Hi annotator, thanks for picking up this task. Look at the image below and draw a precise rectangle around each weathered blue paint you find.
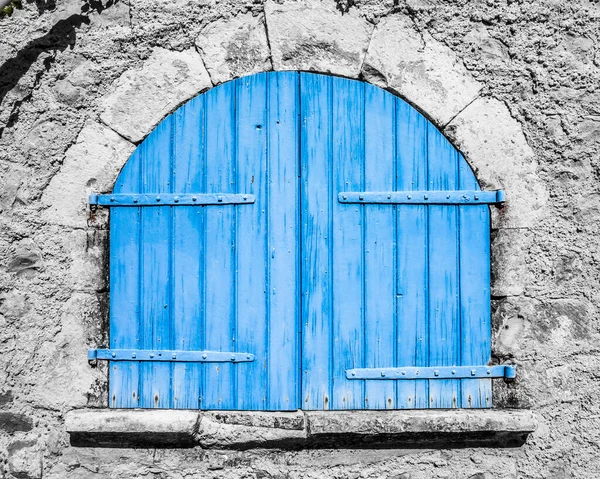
[104,71,498,410]
[90,193,255,206]
[346,365,516,380]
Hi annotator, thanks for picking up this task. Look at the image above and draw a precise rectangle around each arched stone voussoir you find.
[443,97,548,229]
[99,48,212,144]
[265,0,373,79]
[41,121,135,228]
[362,14,483,128]
[196,12,272,86]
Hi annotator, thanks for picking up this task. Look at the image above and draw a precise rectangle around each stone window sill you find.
[65,409,536,449]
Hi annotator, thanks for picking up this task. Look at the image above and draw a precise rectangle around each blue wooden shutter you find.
[107,73,301,410]
[99,72,505,410]
[299,73,498,410]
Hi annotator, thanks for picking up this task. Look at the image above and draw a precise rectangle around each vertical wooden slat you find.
[236,73,268,410]
[109,155,141,408]
[363,84,396,409]
[396,99,429,409]
[138,117,173,408]
[267,72,300,410]
[459,157,492,408]
[301,73,332,410]
[331,77,364,410]
[203,81,237,409]
[171,96,205,409]
[427,124,461,408]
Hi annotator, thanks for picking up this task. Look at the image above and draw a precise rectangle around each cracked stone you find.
[196,12,272,85]
[362,14,483,127]
[444,97,548,229]
[99,48,212,143]
[265,0,373,78]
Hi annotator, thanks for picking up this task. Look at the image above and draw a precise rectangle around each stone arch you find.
[44,0,546,236]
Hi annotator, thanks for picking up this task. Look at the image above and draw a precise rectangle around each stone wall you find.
[0,0,599,477]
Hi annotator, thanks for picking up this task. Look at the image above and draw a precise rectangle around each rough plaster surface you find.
[1,0,599,478]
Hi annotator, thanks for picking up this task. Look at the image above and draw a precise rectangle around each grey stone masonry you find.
[66,409,536,449]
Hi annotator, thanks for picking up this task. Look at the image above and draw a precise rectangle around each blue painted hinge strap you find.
[88,349,255,362]
[346,365,516,380]
[89,193,255,206]
[338,190,505,205]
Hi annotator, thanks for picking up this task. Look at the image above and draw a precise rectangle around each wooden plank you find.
[458,155,492,408]
[427,124,461,409]
[138,117,173,408]
[331,77,364,410]
[236,73,269,410]
[203,80,237,409]
[301,73,333,410]
[363,84,396,409]
[266,71,301,410]
[109,152,141,408]
[395,99,429,409]
[171,95,205,409]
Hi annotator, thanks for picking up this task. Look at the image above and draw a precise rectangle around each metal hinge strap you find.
[346,365,516,380]
[88,349,255,363]
[338,190,505,205]
[89,193,255,207]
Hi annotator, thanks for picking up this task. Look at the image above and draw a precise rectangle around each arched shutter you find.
[90,72,510,410]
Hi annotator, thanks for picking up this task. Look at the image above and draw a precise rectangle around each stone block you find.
[363,14,482,127]
[491,228,533,297]
[26,293,102,410]
[265,0,373,78]
[66,409,536,449]
[65,409,201,447]
[41,121,135,228]
[306,409,536,447]
[0,412,33,433]
[198,411,307,448]
[8,440,43,479]
[99,48,212,143]
[196,12,271,85]
[444,97,548,228]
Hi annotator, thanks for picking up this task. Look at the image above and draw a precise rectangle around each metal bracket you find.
[89,193,255,207]
[346,365,516,380]
[88,349,255,363]
[338,190,505,206]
